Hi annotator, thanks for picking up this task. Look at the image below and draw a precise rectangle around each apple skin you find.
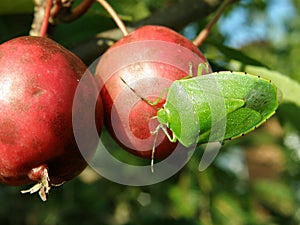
[96,25,211,159]
[0,36,103,187]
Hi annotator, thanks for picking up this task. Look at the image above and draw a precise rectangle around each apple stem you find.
[193,0,235,47]
[96,0,129,36]
[39,0,53,37]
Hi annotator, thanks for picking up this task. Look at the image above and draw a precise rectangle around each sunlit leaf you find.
[253,180,296,216]
[210,42,268,68]
[212,193,246,225]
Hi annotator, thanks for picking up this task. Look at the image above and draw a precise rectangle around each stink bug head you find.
[160,80,201,147]
[157,108,169,125]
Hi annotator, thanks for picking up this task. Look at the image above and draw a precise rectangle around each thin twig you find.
[50,0,95,24]
[193,0,235,47]
[96,0,128,36]
[71,0,96,21]
[50,0,62,17]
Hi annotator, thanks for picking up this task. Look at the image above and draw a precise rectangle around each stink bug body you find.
[156,71,280,147]
[121,66,280,172]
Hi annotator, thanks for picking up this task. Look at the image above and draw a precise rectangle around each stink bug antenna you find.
[120,77,160,110]
[151,125,161,173]
[150,124,168,173]
[150,123,177,173]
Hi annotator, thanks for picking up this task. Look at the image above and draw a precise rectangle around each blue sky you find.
[218,0,297,47]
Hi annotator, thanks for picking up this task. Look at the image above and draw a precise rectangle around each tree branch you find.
[71,0,222,64]
[193,0,235,46]
[133,0,220,30]
[30,0,48,36]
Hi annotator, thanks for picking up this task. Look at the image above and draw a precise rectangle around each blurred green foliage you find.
[1,0,300,225]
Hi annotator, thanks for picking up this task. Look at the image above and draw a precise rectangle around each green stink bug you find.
[155,71,280,147]
[121,67,280,172]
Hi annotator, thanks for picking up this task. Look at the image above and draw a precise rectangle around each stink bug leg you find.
[120,77,174,172]
[182,62,210,80]
[150,123,178,172]
[197,62,210,76]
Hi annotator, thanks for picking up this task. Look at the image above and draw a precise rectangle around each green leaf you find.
[169,186,200,218]
[212,193,246,225]
[0,0,33,14]
[109,0,150,21]
[277,103,300,132]
[253,180,296,216]
[210,42,268,68]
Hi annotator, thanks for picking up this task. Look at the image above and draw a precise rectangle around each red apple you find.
[96,25,211,160]
[0,36,103,200]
